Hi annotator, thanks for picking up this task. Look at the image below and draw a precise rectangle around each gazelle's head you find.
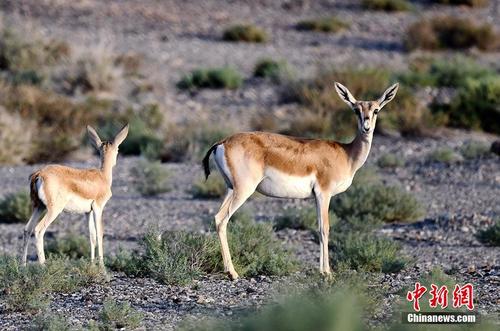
[334,82,399,135]
[87,124,129,167]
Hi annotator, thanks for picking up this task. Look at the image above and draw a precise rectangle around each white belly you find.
[64,195,92,213]
[257,167,315,199]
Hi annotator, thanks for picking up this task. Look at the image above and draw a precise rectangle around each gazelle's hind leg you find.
[21,207,45,266]
[214,182,259,280]
[34,206,63,264]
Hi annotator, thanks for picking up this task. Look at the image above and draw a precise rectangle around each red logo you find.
[407,283,474,312]
[452,284,474,311]
[406,282,427,311]
[429,284,449,309]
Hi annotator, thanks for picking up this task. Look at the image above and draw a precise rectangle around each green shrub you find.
[296,17,349,33]
[331,232,407,273]
[106,247,144,276]
[362,0,411,11]
[130,159,170,196]
[431,0,488,6]
[333,183,424,225]
[222,24,268,43]
[460,141,491,159]
[0,256,104,312]
[444,76,500,134]
[98,299,143,330]
[46,234,90,259]
[476,220,500,246]
[28,312,73,331]
[227,211,298,277]
[8,69,45,86]
[253,58,291,83]
[405,16,499,51]
[426,148,462,164]
[399,56,497,88]
[109,212,297,283]
[177,67,243,90]
[0,191,31,223]
[142,230,220,285]
[377,153,405,168]
[191,174,227,199]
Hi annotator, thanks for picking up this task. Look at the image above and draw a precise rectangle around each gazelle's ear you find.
[377,83,399,109]
[87,125,103,150]
[113,123,129,146]
[334,82,357,108]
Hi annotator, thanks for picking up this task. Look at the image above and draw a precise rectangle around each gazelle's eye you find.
[374,109,380,114]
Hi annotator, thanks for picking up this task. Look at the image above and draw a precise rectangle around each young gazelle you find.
[203,83,399,279]
[21,124,129,268]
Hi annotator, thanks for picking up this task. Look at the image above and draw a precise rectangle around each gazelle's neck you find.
[346,130,374,173]
[100,157,114,186]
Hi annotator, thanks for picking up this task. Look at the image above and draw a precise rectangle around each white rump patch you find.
[213,144,234,189]
[36,178,47,206]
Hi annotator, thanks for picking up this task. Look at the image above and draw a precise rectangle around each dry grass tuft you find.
[405,16,499,51]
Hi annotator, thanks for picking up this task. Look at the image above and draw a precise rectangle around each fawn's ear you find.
[87,125,103,150]
[377,83,399,109]
[334,82,357,108]
[113,124,129,146]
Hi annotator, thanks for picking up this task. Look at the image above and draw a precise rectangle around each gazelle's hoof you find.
[228,270,239,280]
[320,269,333,279]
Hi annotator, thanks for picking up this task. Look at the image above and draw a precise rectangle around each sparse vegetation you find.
[296,17,349,33]
[377,153,405,168]
[191,174,227,199]
[476,220,500,246]
[460,141,490,159]
[28,312,73,331]
[405,16,499,51]
[333,182,424,225]
[0,255,105,312]
[177,67,243,90]
[399,56,497,88]
[0,191,31,223]
[46,234,90,260]
[109,211,297,284]
[98,299,143,330]
[222,24,268,43]
[362,0,411,11]
[441,76,500,134]
[0,108,34,164]
[427,148,462,164]
[253,58,291,83]
[331,232,408,273]
[130,159,170,196]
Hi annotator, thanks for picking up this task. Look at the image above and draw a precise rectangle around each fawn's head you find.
[87,124,129,167]
[334,82,399,135]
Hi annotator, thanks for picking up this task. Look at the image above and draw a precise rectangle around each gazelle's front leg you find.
[315,190,332,274]
[87,211,96,262]
[91,202,105,269]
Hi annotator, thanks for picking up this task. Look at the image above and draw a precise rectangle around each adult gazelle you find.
[203,82,399,279]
